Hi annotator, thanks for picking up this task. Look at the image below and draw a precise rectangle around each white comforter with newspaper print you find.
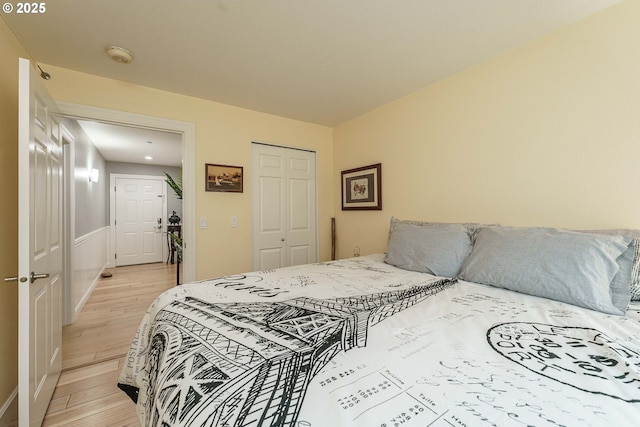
[118,254,640,427]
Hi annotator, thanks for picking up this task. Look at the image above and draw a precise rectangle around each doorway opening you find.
[57,102,195,325]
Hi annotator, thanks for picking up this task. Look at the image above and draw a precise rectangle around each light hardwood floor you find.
[41,262,177,427]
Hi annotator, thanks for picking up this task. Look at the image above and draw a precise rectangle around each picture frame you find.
[341,163,382,210]
[205,163,243,193]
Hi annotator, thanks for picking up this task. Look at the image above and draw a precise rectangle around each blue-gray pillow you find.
[631,238,640,301]
[581,229,640,302]
[459,226,634,315]
[389,216,488,243]
[384,223,472,277]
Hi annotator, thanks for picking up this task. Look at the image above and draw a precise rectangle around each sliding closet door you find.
[252,143,317,271]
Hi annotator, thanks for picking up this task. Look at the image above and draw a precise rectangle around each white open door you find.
[17,58,63,427]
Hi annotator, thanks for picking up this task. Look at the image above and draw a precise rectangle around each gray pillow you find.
[631,239,640,301]
[388,216,489,243]
[581,229,640,302]
[384,223,472,277]
[459,226,634,315]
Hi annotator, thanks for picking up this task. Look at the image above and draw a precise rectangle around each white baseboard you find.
[0,387,18,427]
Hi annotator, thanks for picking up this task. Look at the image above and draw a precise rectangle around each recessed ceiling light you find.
[145,156,153,160]
[106,45,134,64]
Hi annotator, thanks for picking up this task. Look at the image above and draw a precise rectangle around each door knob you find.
[4,276,28,283]
[281,238,285,242]
[30,272,50,283]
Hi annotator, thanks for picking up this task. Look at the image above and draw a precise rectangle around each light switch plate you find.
[231,216,238,228]
[200,217,208,229]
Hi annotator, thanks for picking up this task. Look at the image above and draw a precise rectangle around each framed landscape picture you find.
[205,163,243,193]
[341,163,382,210]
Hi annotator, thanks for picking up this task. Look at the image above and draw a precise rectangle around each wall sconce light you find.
[89,168,99,183]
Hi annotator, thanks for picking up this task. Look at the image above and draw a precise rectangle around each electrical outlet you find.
[354,246,360,257]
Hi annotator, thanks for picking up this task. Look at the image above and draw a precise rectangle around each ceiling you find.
[77,120,183,167]
[3,0,621,162]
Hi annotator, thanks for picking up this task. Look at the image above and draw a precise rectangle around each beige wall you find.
[333,0,640,259]
[0,18,31,409]
[41,64,334,279]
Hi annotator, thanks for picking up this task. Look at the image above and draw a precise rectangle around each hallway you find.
[42,262,177,426]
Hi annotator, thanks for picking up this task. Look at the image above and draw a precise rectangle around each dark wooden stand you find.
[167,224,182,285]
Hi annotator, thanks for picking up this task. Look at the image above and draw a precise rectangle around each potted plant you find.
[164,168,182,200]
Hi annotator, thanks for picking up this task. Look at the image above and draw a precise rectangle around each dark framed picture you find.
[205,163,243,193]
[341,163,382,210]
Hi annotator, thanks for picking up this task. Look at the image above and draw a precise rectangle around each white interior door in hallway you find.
[113,175,166,266]
[252,143,317,270]
[17,57,63,427]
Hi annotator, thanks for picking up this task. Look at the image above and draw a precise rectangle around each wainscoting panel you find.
[73,226,109,316]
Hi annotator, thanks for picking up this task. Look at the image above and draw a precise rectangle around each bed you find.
[118,219,640,426]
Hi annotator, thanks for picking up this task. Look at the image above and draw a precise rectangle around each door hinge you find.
[115,253,117,259]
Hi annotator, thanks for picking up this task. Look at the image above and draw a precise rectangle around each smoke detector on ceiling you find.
[106,46,134,64]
